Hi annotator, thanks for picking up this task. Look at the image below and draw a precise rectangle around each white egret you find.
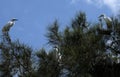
[99,14,112,30]
[2,18,18,33]
[54,46,61,62]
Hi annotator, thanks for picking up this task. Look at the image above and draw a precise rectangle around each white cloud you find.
[71,0,120,14]
[70,0,80,4]
[103,0,120,14]
[86,0,120,14]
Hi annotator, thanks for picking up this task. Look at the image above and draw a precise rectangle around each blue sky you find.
[0,0,119,50]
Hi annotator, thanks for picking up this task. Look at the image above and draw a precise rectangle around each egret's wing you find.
[104,18,112,29]
[2,22,14,32]
[2,23,9,32]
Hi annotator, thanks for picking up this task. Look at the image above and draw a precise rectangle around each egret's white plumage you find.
[99,14,112,30]
[2,18,18,33]
[54,46,62,61]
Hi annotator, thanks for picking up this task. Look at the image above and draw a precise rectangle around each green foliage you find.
[45,12,120,77]
[46,20,62,46]
[0,12,120,77]
[36,49,61,77]
[0,32,33,77]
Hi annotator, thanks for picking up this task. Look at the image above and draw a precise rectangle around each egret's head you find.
[11,18,18,21]
[98,14,106,18]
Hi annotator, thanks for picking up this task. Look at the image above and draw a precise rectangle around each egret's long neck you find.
[8,21,15,26]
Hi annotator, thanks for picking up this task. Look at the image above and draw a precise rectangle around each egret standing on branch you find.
[54,46,62,62]
[1,18,18,43]
[2,18,18,33]
[99,14,112,30]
